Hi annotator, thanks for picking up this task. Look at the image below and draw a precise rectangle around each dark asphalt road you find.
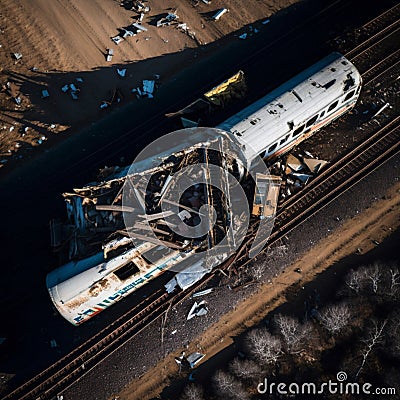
[0,0,397,394]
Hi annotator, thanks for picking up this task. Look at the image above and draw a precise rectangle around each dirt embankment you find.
[0,0,298,166]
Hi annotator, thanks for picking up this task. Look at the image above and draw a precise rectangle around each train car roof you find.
[217,52,361,161]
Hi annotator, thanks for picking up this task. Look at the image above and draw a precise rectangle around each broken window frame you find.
[268,142,278,154]
[328,100,339,113]
[114,261,140,281]
[305,114,319,128]
[292,124,304,137]
[343,90,355,102]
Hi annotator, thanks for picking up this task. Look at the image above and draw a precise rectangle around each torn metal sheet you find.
[106,49,114,62]
[204,70,245,106]
[290,172,312,184]
[303,157,328,174]
[187,300,208,320]
[186,352,205,368]
[192,288,213,298]
[181,117,199,128]
[286,154,303,172]
[212,8,228,20]
[142,79,155,97]
[117,68,127,77]
[132,23,148,32]
[112,35,124,45]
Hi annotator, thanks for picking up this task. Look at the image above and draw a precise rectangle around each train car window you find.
[293,125,304,137]
[115,261,140,280]
[306,115,318,128]
[328,100,338,112]
[280,134,290,145]
[320,111,325,118]
[343,90,355,102]
[268,143,278,153]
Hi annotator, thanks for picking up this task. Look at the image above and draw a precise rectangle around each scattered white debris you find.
[112,35,124,45]
[371,102,390,119]
[50,123,56,129]
[13,52,22,60]
[212,8,229,21]
[9,126,14,132]
[171,329,177,335]
[262,19,271,24]
[142,79,155,97]
[239,33,247,40]
[106,48,114,62]
[187,352,205,368]
[122,29,135,38]
[192,288,213,298]
[177,23,188,31]
[117,68,127,77]
[132,23,148,32]
[14,97,21,105]
[100,101,109,109]
[187,300,208,320]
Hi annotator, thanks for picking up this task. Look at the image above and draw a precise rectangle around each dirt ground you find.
[0,0,298,166]
[117,180,400,400]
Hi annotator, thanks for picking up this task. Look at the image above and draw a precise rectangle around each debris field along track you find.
[5,6,400,400]
[269,116,400,243]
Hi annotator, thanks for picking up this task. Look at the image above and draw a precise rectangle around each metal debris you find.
[187,352,205,368]
[187,300,208,320]
[112,35,124,45]
[117,68,127,77]
[212,8,229,21]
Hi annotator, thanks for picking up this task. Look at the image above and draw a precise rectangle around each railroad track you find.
[4,6,400,400]
[345,5,400,61]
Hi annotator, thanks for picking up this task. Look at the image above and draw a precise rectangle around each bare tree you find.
[388,267,400,299]
[365,263,382,294]
[245,328,282,365]
[274,314,311,354]
[180,384,205,400]
[385,311,400,358]
[355,319,387,379]
[213,370,249,400]
[318,303,351,335]
[345,268,367,294]
[229,357,262,381]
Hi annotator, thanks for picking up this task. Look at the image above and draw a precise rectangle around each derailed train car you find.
[47,53,362,325]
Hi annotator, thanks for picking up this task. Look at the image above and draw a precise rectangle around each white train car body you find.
[47,53,362,326]
[218,52,362,162]
[47,241,194,325]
